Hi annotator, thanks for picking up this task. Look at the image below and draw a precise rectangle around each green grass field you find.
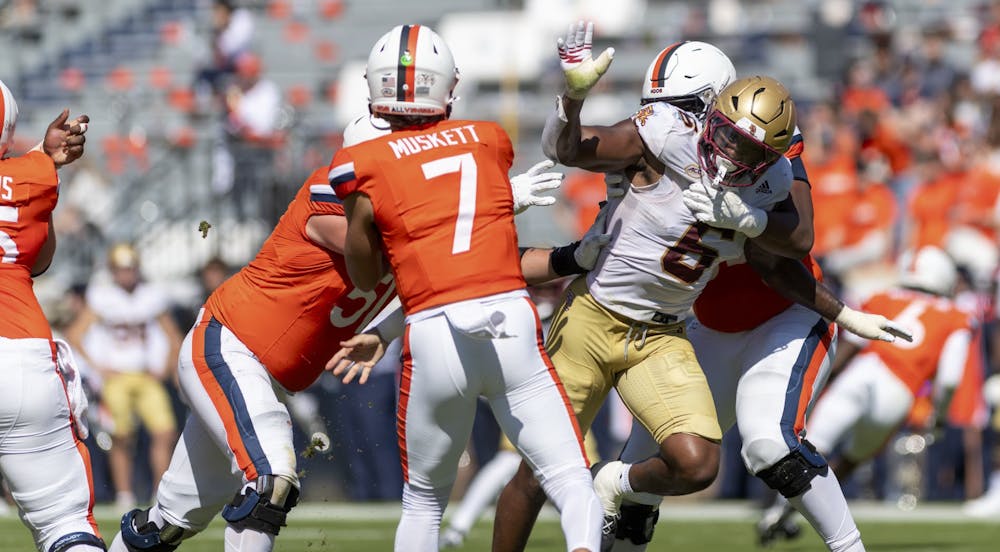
[1,503,998,551]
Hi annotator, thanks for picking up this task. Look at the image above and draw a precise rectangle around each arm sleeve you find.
[304,167,345,216]
[935,327,972,390]
[785,127,808,185]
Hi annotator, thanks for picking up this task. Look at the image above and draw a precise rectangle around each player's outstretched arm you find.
[541,21,645,171]
[305,214,348,254]
[519,204,611,284]
[342,193,387,291]
[745,241,912,343]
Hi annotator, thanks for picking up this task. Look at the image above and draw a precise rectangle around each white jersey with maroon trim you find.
[586,102,792,323]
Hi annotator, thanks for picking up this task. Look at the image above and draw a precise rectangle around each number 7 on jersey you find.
[421,153,478,255]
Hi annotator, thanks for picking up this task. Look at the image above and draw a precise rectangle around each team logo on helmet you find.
[400,51,413,66]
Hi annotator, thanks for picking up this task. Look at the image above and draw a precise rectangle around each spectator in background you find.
[213,52,283,220]
[822,151,897,276]
[194,0,255,100]
[65,243,182,510]
[330,338,403,501]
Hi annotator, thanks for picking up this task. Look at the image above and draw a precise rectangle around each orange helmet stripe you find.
[405,25,421,102]
[650,42,684,86]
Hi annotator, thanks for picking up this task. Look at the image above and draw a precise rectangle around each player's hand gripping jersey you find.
[694,130,820,332]
[858,288,972,395]
[206,167,396,391]
[587,101,792,322]
[331,119,525,313]
[0,151,59,339]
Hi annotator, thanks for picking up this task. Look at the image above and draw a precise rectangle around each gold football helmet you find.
[698,75,796,187]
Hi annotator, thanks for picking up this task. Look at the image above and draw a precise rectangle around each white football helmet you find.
[898,246,958,297]
[343,113,391,146]
[0,79,18,158]
[366,24,459,116]
[642,41,735,119]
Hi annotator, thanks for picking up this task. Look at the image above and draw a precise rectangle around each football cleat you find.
[439,527,465,549]
[755,508,801,547]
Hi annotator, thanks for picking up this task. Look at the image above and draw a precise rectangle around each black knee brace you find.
[119,509,184,552]
[222,475,300,536]
[756,440,829,499]
[49,531,107,552]
[615,503,659,545]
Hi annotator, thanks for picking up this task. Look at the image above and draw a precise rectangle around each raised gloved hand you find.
[682,180,769,238]
[574,204,612,270]
[558,21,615,100]
[510,160,564,214]
[834,306,914,343]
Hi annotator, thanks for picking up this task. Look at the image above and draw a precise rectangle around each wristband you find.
[550,241,585,276]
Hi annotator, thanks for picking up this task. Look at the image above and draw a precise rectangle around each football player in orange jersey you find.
[0,79,101,551]
[107,82,605,552]
[493,23,907,552]
[332,24,603,552]
[759,246,973,537]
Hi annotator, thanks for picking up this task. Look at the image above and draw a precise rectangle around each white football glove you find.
[558,21,615,100]
[605,171,627,199]
[834,306,914,343]
[682,180,769,238]
[574,204,612,270]
[511,160,564,214]
[53,339,90,439]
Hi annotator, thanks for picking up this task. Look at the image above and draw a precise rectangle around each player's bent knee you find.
[615,503,659,546]
[118,509,189,552]
[661,435,719,492]
[754,440,829,499]
[48,531,107,552]
[221,475,300,536]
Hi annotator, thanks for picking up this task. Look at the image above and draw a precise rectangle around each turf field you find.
[1,502,998,551]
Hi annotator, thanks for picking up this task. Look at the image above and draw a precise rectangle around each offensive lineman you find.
[493,22,906,552]
[0,80,99,551]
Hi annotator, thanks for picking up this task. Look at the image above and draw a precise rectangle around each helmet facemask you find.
[698,109,782,187]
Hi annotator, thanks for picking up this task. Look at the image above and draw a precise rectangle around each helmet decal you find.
[648,42,684,88]
[396,24,421,102]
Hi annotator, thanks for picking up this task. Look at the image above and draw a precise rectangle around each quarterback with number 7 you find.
[332,24,603,552]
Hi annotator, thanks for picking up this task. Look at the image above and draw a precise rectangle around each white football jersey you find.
[82,282,170,373]
[586,102,793,323]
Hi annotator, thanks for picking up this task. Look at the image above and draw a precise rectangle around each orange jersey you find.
[0,151,59,339]
[694,255,823,333]
[840,182,897,248]
[332,119,525,314]
[207,168,396,392]
[860,289,971,395]
[909,171,962,249]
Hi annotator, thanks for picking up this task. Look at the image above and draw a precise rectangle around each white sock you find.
[395,483,450,552]
[446,450,521,535]
[789,470,864,552]
[619,464,634,495]
[60,546,104,552]
[224,525,275,552]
